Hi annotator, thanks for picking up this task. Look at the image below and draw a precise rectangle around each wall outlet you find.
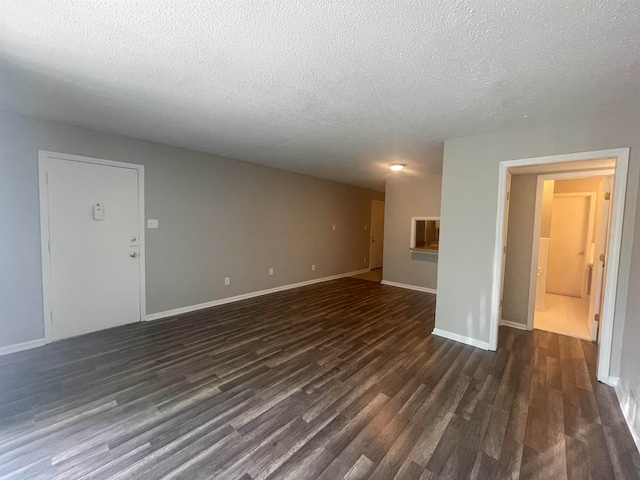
[364,257,367,263]
[364,225,368,230]
[269,268,274,275]
[224,277,230,285]
[147,219,158,229]
[312,264,316,271]
[332,224,336,230]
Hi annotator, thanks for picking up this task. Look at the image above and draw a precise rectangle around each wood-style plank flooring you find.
[1,278,639,479]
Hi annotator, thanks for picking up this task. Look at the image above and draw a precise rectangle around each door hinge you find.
[507,192,510,200]
[600,253,606,263]
[48,241,51,253]
[50,310,53,323]
[503,246,507,254]
[595,313,600,323]
[45,172,49,184]
[604,192,611,200]
[500,299,503,307]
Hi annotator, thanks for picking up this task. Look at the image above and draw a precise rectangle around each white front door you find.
[370,201,385,269]
[41,155,143,341]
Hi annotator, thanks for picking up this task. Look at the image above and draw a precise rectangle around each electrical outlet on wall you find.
[224,277,230,285]
[364,225,368,230]
[332,224,336,230]
[269,268,274,275]
[364,257,367,263]
[312,264,316,271]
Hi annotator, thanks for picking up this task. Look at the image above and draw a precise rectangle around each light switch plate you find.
[147,219,158,229]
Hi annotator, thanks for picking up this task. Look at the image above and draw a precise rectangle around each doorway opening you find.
[491,149,629,384]
[531,174,613,341]
[369,200,385,275]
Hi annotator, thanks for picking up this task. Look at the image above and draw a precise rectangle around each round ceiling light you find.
[389,163,405,171]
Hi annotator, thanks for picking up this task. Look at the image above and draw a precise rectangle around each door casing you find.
[492,148,628,385]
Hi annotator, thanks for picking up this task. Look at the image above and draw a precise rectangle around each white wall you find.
[382,174,442,290]
[0,110,383,349]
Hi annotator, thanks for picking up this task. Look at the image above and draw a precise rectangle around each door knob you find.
[130,236,137,242]
[130,251,138,258]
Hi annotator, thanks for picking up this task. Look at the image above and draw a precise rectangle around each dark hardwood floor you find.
[1,278,638,479]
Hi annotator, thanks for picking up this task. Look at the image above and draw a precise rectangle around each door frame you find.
[38,150,146,343]
[369,200,385,270]
[491,148,629,384]
[527,172,613,336]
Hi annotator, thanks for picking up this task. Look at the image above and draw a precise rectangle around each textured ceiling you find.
[1,1,639,190]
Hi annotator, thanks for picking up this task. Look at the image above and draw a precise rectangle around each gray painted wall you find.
[435,111,640,414]
[502,174,537,325]
[0,110,383,348]
[382,174,441,290]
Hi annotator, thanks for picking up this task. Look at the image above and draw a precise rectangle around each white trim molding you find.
[146,269,370,321]
[500,319,529,331]
[608,376,620,387]
[0,339,46,357]
[380,280,437,294]
[432,328,490,350]
[491,148,629,384]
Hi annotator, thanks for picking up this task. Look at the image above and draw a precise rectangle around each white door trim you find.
[491,149,628,384]
[38,150,146,343]
[369,200,385,270]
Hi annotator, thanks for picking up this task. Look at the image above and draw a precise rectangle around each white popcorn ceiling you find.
[1,1,639,190]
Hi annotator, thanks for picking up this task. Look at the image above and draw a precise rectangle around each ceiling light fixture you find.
[390,163,405,171]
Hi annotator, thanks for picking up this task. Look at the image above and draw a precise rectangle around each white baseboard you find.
[431,328,490,350]
[146,269,371,321]
[380,280,436,294]
[614,380,640,453]
[0,338,46,357]
[500,319,529,331]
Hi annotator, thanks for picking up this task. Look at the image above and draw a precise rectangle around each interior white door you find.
[370,201,385,269]
[547,195,589,297]
[44,158,142,340]
[595,177,614,343]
